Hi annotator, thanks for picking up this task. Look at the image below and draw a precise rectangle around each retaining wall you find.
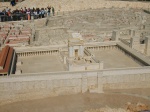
[0,67,150,105]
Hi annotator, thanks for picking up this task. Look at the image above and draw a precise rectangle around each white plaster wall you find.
[0,73,83,105]
[86,64,99,70]
[69,65,85,71]
[103,73,150,90]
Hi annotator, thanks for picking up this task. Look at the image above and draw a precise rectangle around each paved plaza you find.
[18,55,66,73]
[90,48,141,69]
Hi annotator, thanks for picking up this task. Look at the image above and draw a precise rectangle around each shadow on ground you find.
[143,10,150,14]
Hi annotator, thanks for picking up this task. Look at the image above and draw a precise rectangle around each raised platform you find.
[17,55,66,73]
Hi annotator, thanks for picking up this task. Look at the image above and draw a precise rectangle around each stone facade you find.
[0,67,150,105]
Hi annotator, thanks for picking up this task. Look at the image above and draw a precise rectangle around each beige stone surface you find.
[0,67,150,105]
[10,1,150,12]
[90,48,141,69]
[0,93,150,112]
[0,2,10,10]
[17,55,66,73]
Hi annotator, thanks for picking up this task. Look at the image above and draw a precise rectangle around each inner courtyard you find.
[17,55,66,73]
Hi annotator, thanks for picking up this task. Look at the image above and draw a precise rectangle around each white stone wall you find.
[86,63,100,70]
[0,67,150,105]
[0,73,83,105]
[103,73,150,90]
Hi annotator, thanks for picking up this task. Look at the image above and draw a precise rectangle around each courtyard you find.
[17,55,66,73]
[89,48,142,69]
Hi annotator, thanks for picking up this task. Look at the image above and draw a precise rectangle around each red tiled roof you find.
[0,46,14,75]
[0,46,10,69]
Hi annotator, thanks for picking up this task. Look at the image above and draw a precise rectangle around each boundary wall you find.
[0,67,150,105]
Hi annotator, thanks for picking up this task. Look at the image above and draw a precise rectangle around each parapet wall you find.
[0,67,150,105]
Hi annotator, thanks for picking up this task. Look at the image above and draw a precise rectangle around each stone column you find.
[129,29,135,37]
[79,45,84,57]
[112,30,120,41]
[81,73,88,93]
[145,36,150,56]
[69,46,73,57]
[130,36,140,50]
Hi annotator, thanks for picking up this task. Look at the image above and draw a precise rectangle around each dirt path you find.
[0,93,150,112]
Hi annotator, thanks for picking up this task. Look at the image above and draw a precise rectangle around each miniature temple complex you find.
[0,0,150,109]
[65,33,101,71]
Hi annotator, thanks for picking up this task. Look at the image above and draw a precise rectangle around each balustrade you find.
[87,45,118,51]
[17,50,59,57]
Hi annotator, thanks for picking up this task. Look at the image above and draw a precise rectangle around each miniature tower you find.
[68,33,84,59]
[130,36,140,50]
[112,30,120,41]
[129,29,135,37]
[145,36,150,56]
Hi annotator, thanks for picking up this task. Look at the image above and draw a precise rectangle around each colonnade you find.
[17,50,59,57]
[86,46,117,51]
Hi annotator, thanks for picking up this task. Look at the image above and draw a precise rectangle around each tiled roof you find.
[0,46,14,74]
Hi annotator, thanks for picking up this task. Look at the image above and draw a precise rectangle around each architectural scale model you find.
[0,0,150,111]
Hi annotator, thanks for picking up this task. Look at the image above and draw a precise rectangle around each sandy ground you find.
[0,93,150,112]
[104,88,150,98]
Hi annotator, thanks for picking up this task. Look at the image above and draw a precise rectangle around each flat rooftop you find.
[89,48,142,69]
[17,55,66,74]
